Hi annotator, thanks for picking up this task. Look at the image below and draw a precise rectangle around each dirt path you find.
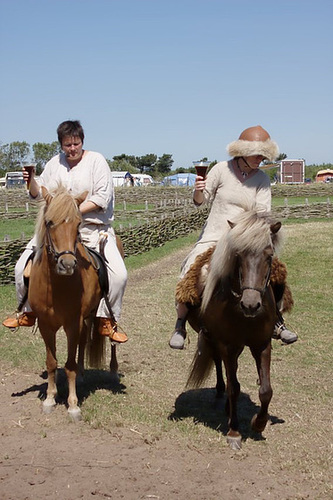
[0,247,327,499]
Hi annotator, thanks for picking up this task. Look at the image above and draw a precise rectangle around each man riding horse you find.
[3,120,128,343]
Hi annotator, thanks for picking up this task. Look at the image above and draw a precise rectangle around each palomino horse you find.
[186,208,283,449]
[28,185,118,421]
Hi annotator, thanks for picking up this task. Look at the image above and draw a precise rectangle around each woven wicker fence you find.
[0,206,209,285]
[0,200,331,285]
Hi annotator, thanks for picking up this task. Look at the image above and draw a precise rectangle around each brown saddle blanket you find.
[175,246,294,313]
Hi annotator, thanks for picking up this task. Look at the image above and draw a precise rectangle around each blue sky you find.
[1,0,332,168]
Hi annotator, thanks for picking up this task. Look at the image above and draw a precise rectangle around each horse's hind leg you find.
[110,343,119,383]
[77,320,89,378]
[250,343,273,433]
[213,356,225,410]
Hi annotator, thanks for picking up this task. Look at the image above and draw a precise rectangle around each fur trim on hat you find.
[227,139,279,162]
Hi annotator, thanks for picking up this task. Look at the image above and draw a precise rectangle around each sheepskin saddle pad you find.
[175,246,293,313]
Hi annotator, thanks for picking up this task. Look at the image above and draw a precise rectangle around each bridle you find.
[231,255,272,299]
[45,220,78,263]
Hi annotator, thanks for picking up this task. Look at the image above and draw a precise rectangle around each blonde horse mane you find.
[201,205,283,313]
[35,184,82,257]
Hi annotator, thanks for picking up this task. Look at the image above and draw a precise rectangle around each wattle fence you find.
[0,185,332,285]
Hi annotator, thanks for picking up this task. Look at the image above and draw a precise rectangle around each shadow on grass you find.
[168,387,285,442]
[11,367,126,407]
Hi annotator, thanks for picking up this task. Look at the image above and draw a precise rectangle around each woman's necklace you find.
[236,159,249,178]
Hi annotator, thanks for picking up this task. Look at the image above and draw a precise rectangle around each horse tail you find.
[186,333,214,388]
[86,320,106,369]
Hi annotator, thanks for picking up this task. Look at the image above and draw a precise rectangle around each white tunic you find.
[181,160,271,276]
[36,151,114,228]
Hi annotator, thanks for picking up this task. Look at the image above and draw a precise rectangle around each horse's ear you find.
[270,221,281,234]
[75,191,88,207]
[41,186,53,205]
[228,220,235,229]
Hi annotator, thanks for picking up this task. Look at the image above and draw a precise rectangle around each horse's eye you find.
[46,220,53,229]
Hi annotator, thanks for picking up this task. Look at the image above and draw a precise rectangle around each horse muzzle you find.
[240,288,262,317]
[56,254,77,275]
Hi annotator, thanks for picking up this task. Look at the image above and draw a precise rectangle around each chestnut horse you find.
[186,208,283,449]
[28,185,118,421]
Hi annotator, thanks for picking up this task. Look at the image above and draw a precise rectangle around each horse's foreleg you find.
[250,342,273,433]
[40,326,58,414]
[65,328,81,422]
[223,347,242,450]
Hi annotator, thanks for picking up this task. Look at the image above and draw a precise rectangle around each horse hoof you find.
[226,435,242,450]
[68,408,82,422]
[42,400,56,414]
[251,414,268,433]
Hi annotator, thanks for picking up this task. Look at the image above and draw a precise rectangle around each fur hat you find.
[227,125,279,162]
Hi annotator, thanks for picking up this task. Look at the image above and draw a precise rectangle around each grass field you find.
[0,218,332,497]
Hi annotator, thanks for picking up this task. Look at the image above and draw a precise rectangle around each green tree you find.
[32,142,61,174]
[112,154,140,170]
[107,158,139,173]
[155,154,174,174]
[305,163,333,181]
[137,154,157,174]
[0,141,30,171]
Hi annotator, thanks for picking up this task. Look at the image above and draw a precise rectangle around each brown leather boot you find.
[3,312,36,328]
[97,318,128,343]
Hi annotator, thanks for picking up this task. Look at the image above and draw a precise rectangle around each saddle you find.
[175,247,294,314]
[23,253,34,287]
[83,245,109,297]
[83,245,118,323]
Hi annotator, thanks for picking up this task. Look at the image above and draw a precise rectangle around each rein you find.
[45,221,78,263]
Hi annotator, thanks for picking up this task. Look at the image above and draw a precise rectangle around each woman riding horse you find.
[169,125,297,348]
[3,120,128,343]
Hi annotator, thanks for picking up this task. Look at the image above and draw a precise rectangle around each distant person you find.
[169,125,298,349]
[124,171,134,187]
[3,120,128,343]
